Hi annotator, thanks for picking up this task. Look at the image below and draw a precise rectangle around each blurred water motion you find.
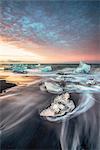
[0,65,100,150]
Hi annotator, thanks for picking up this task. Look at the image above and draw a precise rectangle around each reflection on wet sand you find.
[0,70,41,85]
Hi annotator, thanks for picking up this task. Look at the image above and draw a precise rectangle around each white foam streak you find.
[47,93,96,150]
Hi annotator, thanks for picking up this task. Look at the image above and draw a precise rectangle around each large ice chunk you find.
[44,82,63,94]
[40,93,75,117]
[75,61,91,74]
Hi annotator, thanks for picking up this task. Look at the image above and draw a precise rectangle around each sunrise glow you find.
[0,1,99,63]
[0,42,43,62]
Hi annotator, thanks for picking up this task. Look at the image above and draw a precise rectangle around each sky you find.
[0,0,100,63]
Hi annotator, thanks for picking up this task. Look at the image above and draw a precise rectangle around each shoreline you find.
[0,80,100,149]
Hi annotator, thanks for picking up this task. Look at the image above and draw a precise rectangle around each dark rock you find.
[0,80,16,93]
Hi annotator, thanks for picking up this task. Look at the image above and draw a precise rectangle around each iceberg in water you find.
[26,66,52,74]
[75,61,91,74]
[41,66,52,72]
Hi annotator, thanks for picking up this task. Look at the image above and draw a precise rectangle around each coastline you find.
[0,80,100,149]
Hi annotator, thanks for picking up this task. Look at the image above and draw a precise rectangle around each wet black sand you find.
[0,81,100,150]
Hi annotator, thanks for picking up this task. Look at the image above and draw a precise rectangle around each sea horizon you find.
[0,60,100,65]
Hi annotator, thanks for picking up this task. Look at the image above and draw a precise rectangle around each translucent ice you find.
[75,61,91,74]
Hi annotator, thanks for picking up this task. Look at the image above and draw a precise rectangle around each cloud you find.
[0,0,99,62]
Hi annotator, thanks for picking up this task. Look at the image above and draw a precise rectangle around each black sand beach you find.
[0,80,100,150]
